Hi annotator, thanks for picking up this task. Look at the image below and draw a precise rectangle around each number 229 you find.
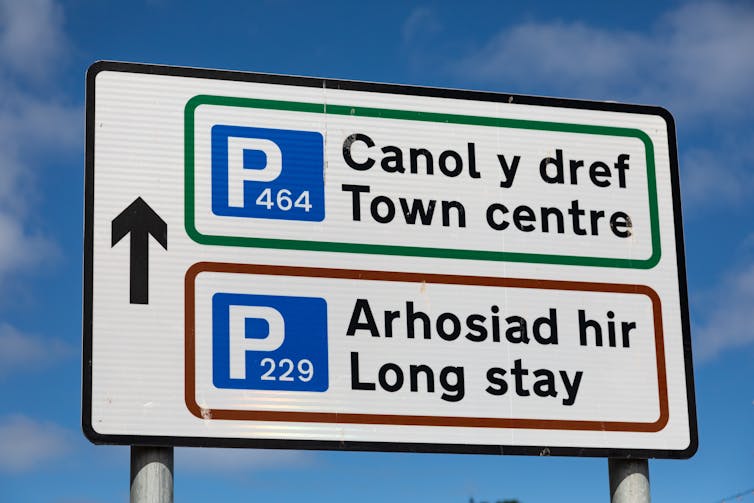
[260,358,314,382]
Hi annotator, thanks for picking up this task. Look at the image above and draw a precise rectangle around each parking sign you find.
[84,62,696,458]
[210,125,325,221]
[210,292,328,392]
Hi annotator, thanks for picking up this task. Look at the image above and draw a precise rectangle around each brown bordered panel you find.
[185,262,668,433]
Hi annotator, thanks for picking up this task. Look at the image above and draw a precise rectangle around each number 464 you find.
[256,188,312,212]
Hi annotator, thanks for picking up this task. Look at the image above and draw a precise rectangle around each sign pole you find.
[608,458,650,503]
[130,446,173,503]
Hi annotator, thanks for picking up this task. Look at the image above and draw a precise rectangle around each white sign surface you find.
[84,62,696,458]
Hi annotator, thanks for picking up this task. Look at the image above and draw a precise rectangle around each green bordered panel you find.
[185,94,661,269]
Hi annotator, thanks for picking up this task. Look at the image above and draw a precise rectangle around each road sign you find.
[83,61,696,458]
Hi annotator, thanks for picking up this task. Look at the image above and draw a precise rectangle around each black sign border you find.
[83,60,697,459]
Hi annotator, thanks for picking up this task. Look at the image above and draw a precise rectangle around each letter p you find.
[229,305,285,379]
[227,137,282,208]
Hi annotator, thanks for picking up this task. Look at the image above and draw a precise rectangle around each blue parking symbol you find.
[211,125,325,221]
[212,293,328,392]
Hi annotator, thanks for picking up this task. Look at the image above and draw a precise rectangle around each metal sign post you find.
[609,458,650,503]
[130,446,173,503]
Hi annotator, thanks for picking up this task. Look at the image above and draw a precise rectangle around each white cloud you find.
[693,261,754,361]
[0,415,71,473]
[0,0,78,279]
[0,0,68,83]
[0,213,58,277]
[454,2,754,121]
[679,135,754,209]
[0,323,73,377]
[176,447,315,474]
[659,2,754,119]
[459,21,650,96]
[0,88,81,154]
[402,7,442,45]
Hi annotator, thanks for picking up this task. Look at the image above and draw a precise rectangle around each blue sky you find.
[0,0,752,501]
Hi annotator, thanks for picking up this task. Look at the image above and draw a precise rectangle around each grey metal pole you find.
[609,458,650,503]
[130,446,174,503]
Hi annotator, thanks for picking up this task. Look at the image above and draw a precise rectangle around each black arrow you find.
[111,197,167,305]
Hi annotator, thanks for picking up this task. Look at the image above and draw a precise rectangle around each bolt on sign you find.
[83,61,696,458]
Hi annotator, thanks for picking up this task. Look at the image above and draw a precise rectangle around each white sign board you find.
[84,62,696,458]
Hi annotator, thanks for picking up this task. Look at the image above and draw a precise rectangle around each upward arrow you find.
[112,197,168,305]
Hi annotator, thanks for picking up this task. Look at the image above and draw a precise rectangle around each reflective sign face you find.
[83,62,696,458]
